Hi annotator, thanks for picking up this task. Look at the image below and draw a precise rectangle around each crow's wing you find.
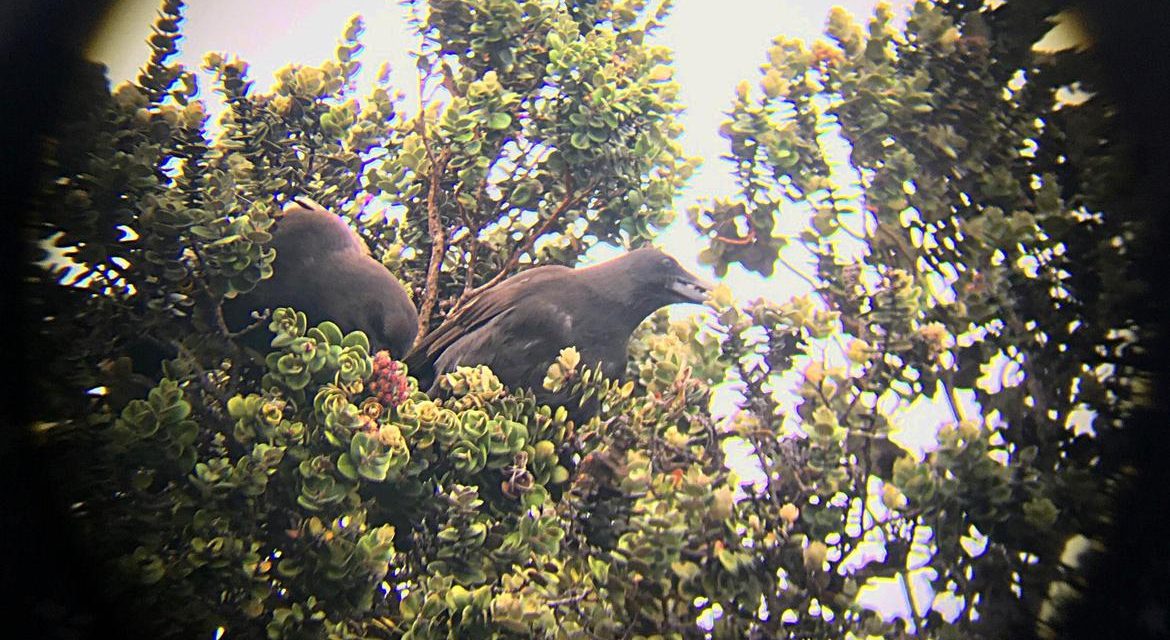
[403,265,574,388]
[427,296,576,395]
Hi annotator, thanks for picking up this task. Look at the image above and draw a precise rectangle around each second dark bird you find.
[404,247,711,416]
[223,207,418,359]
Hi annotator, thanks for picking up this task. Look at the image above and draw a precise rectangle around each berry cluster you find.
[369,350,409,408]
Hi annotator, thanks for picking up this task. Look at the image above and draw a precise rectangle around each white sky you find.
[87,0,978,628]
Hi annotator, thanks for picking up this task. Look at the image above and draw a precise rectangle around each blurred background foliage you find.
[24,0,1150,638]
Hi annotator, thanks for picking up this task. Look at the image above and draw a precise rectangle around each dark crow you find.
[224,207,418,358]
[404,247,711,413]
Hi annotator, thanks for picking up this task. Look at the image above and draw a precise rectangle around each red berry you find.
[370,350,409,408]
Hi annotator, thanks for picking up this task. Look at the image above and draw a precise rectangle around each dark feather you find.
[404,247,710,418]
[224,207,418,358]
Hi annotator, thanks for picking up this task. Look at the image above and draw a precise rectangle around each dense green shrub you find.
[27,1,1144,638]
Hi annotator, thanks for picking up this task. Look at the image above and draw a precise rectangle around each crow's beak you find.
[670,271,713,304]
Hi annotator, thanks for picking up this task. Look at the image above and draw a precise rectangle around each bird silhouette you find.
[224,207,418,358]
[405,247,710,417]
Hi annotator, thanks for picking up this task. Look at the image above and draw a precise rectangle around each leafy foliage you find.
[26,0,1144,638]
[689,0,1145,636]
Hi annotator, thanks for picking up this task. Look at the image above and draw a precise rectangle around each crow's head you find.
[594,247,712,311]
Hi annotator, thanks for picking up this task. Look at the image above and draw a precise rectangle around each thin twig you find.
[777,254,822,292]
[941,371,967,424]
[903,520,929,634]
[457,175,587,306]
[712,227,757,245]
[411,53,453,342]
[545,591,590,608]
[226,308,272,339]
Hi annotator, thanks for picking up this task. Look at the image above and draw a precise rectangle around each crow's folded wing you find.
[403,265,574,389]
[427,297,576,394]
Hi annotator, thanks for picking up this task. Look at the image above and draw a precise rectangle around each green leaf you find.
[341,331,370,352]
[671,560,701,583]
[173,420,198,446]
[157,400,191,423]
[315,321,344,346]
[276,558,303,578]
[359,458,390,482]
[588,556,609,583]
[717,549,739,573]
[337,453,359,480]
[486,112,512,130]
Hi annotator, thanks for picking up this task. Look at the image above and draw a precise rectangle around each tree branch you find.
[186,241,234,339]
[415,148,452,342]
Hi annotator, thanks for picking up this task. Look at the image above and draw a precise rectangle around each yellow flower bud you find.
[804,541,829,570]
[846,339,873,365]
[804,361,826,385]
[735,79,751,101]
[779,502,800,524]
[881,484,908,511]
[710,487,735,521]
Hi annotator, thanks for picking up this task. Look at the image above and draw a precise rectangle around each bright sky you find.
[88,0,957,626]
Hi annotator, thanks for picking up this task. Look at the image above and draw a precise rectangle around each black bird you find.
[224,207,418,358]
[404,247,711,413]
